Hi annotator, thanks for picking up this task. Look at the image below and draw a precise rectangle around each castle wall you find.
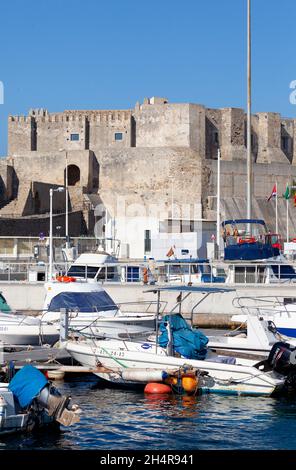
[95,146,203,219]
[88,111,132,150]
[134,102,192,148]
[257,112,288,164]
[220,108,246,161]
[8,116,35,154]
[9,150,94,192]
[35,114,88,152]
[4,97,296,242]
[0,161,13,201]
[189,104,206,155]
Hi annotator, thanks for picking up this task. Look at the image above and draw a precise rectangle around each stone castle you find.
[0,96,296,239]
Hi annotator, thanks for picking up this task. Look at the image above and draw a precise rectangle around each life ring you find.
[238,237,256,245]
[56,275,76,283]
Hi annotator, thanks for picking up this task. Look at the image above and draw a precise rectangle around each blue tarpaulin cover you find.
[8,365,48,408]
[158,314,209,360]
[49,291,117,312]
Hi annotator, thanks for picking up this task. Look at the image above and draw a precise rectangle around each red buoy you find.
[144,382,172,394]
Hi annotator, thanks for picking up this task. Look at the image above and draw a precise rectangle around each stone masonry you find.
[0,97,296,238]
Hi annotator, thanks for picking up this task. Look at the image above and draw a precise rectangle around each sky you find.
[0,0,296,155]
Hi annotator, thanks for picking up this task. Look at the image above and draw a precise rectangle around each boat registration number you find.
[98,348,125,358]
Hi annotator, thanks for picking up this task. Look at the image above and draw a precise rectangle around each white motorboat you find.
[65,286,296,397]
[0,312,59,346]
[0,291,58,346]
[207,314,296,357]
[231,296,296,339]
[0,364,80,436]
[40,280,157,338]
[65,249,120,282]
[65,335,287,397]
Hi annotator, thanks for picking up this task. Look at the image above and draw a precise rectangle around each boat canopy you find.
[161,258,209,264]
[144,286,234,293]
[222,219,266,227]
[48,291,118,313]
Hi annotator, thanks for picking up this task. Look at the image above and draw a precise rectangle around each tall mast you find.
[246,0,252,220]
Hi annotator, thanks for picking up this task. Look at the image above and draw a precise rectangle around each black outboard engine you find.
[37,383,80,426]
[8,364,81,426]
[267,342,296,375]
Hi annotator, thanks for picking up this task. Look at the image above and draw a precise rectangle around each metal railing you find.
[232,295,296,318]
[0,260,296,285]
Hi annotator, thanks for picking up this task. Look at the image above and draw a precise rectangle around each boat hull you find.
[0,324,59,346]
[66,340,284,397]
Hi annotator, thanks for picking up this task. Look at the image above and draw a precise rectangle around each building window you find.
[144,230,151,253]
[70,133,80,141]
[115,132,123,141]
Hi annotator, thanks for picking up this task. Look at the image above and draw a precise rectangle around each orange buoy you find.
[144,383,172,394]
[56,276,76,283]
[165,376,178,386]
[181,376,198,393]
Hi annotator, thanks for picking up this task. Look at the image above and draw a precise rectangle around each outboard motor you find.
[8,365,80,426]
[267,342,296,375]
[37,383,80,426]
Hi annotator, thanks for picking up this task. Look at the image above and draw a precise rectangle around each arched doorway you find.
[65,165,80,186]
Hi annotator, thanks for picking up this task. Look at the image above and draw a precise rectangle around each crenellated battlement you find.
[9,109,132,125]
[7,98,296,166]
[8,115,35,123]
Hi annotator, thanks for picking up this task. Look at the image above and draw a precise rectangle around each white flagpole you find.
[286,197,289,243]
[275,181,278,234]
[216,148,221,254]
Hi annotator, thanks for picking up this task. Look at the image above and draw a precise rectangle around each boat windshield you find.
[223,221,266,244]
[270,265,296,280]
[48,291,118,312]
[67,265,99,279]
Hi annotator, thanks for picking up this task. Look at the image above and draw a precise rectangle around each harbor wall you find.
[2,282,296,325]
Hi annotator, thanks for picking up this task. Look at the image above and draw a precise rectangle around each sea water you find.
[1,374,296,450]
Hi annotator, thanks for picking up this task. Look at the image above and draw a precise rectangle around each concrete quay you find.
[1,281,296,328]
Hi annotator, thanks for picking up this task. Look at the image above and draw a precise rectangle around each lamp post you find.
[49,186,65,281]
[59,148,69,248]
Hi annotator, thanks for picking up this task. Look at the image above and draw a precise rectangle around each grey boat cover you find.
[48,291,117,313]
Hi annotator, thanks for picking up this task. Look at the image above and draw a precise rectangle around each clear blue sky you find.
[0,0,295,155]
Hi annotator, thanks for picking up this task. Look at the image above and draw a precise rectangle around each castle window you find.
[115,132,123,141]
[70,133,80,141]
